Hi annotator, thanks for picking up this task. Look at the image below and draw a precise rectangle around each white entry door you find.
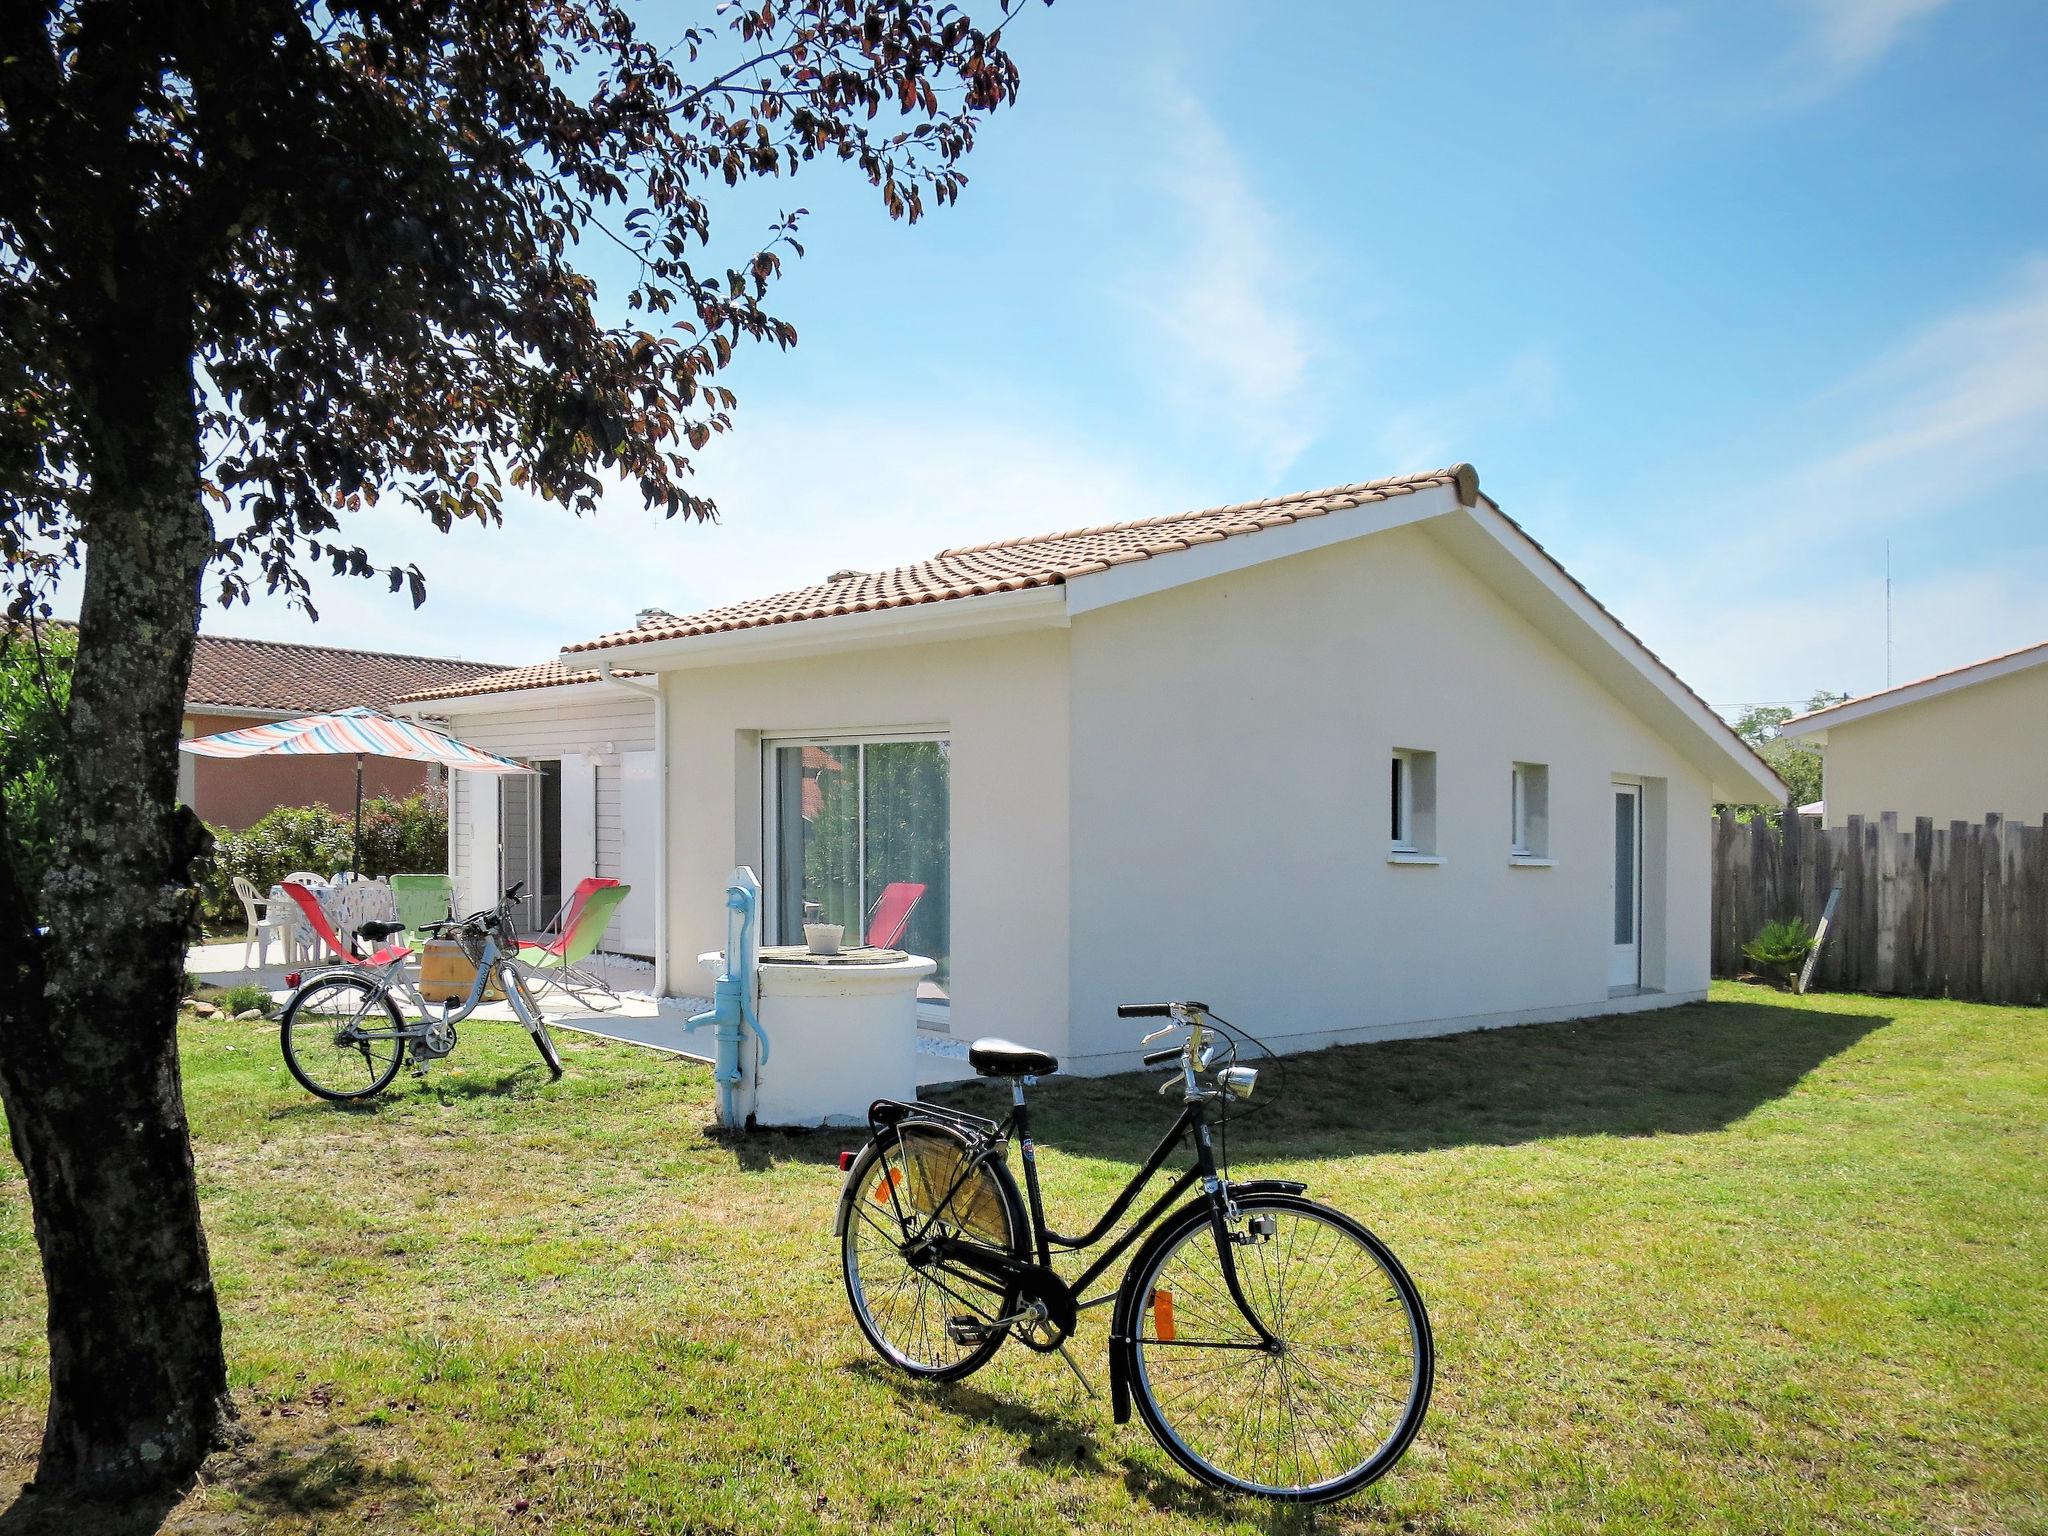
[1609,781,1643,990]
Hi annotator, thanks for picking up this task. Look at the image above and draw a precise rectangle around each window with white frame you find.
[1511,761,1550,859]
[1390,749,1438,856]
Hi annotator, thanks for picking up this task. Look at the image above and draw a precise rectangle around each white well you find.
[699,947,934,1128]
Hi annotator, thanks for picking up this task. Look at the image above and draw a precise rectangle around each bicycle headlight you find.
[1217,1065,1258,1101]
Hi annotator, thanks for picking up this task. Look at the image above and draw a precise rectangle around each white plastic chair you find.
[232,876,294,967]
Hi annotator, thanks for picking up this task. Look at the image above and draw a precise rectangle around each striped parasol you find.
[182,706,534,871]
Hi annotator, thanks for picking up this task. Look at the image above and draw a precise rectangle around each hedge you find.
[197,787,447,928]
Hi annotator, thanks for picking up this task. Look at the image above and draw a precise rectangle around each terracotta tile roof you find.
[185,634,510,713]
[394,659,649,704]
[563,466,1479,653]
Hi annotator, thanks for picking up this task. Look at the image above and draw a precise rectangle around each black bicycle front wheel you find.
[1124,1193,1432,1503]
[839,1123,1025,1381]
[280,972,408,1102]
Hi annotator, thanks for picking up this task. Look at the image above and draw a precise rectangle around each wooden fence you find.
[1710,810,2048,1005]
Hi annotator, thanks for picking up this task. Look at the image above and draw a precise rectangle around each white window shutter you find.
[461,770,501,911]
[560,756,598,898]
[615,750,659,956]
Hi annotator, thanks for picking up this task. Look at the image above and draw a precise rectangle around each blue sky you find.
[165,0,2046,711]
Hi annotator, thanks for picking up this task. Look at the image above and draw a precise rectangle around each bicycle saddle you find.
[356,920,406,942]
[968,1038,1059,1078]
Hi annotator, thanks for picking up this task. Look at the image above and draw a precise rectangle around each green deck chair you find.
[388,873,453,951]
[516,879,632,1010]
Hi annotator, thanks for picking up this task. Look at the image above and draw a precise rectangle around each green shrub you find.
[0,624,75,911]
[219,982,274,1018]
[1742,917,1816,987]
[195,791,447,928]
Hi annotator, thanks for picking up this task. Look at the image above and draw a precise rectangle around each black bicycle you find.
[836,1001,1433,1503]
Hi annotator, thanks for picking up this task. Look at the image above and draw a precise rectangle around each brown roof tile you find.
[186,634,509,713]
[563,466,1478,654]
[394,659,649,704]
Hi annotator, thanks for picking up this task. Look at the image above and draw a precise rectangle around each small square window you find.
[1391,749,1437,855]
[1511,762,1550,859]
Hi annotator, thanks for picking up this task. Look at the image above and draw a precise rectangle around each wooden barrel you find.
[418,938,501,1005]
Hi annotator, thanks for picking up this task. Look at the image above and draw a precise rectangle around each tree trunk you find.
[0,334,233,1496]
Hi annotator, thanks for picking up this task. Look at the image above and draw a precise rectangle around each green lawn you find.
[0,984,2041,1534]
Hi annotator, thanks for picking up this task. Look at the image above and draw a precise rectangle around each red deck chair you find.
[280,881,413,968]
[865,881,927,950]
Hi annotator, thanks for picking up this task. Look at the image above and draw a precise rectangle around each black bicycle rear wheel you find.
[1124,1193,1432,1503]
[840,1124,1024,1381]
[280,973,408,1101]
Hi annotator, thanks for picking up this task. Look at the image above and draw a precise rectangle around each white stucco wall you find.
[1814,661,2048,827]
[661,629,1071,1055]
[1063,523,1714,1072]
[427,687,657,947]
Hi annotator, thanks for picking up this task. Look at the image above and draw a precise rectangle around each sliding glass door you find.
[769,736,950,1016]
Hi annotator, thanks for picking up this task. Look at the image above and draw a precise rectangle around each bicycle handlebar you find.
[1117,1000,1209,1019]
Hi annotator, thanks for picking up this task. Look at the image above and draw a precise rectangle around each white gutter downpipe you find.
[600,661,669,996]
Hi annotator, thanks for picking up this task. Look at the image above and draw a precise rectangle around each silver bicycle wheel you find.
[280,973,408,1101]
[1128,1194,1432,1502]
[501,962,565,1077]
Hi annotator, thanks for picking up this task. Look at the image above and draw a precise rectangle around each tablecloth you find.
[274,879,398,959]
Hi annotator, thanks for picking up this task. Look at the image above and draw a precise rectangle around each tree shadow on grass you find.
[0,1486,185,1536]
[928,995,1891,1167]
[0,1427,423,1535]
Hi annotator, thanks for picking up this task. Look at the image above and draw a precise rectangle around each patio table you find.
[273,877,398,961]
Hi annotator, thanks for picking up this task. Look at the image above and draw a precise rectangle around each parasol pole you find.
[352,753,364,876]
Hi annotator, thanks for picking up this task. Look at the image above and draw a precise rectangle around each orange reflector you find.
[1151,1288,1176,1342]
[870,1167,903,1205]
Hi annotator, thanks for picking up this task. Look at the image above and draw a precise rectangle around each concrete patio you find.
[186,940,972,1085]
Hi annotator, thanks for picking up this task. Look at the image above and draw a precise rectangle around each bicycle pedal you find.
[944,1316,992,1346]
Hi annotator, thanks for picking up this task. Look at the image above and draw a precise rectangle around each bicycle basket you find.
[456,924,491,967]
[898,1125,1009,1246]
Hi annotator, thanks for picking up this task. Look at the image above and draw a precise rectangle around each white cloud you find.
[1764,257,2048,535]
[1131,84,1321,475]
[1798,0,1955,76]
[174,402,1200,664]
[1566,261,2048,705]
[1580,0,1959,119]
[1623,555,2048,710]
[1372,350,1563,475]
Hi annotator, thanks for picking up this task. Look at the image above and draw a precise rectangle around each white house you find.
[397,660,662,953]
[397,465,1785,1075]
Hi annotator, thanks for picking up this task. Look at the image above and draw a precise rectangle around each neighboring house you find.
[1777,640,2048,828]
[399,465,1785,1073]
[179,634,508,827]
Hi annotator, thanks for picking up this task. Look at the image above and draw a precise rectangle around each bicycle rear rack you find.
[868,1096,1000,1141]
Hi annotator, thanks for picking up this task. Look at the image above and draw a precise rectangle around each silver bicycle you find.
[277,881,565,1101]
